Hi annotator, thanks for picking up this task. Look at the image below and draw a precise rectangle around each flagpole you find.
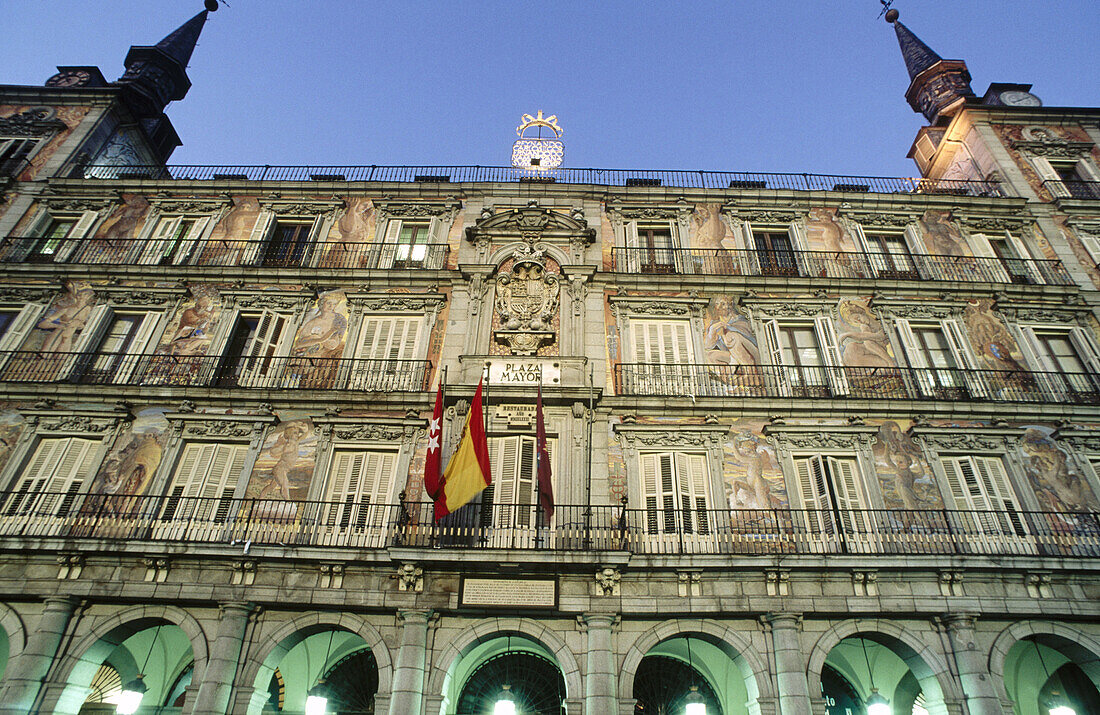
[585,362,594,549]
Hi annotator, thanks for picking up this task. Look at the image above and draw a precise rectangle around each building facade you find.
[0,6,1099,715]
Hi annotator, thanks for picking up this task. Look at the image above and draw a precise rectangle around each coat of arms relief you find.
[494,243,560,355]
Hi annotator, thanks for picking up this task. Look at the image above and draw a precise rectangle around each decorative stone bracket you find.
[396,563,424,592]
[319,563,345,589]
[765,569,790,596]
[142,558,170,583]
[595,566,621,596]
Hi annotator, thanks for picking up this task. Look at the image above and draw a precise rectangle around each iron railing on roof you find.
[0,351,432,392]
[80,164,1005,196]
[610,247,1073,285]
[0,236,450,270]
[1,491,1096,557]
[614,363,1100,404]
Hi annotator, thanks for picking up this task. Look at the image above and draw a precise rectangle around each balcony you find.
[0,351,432,392]
[610,247,1074,286]
[1,491,1096,558]
[1044,179,1100,201]
[614,363,1100,405]
[0,236,451,270]
[78,164,1004,196]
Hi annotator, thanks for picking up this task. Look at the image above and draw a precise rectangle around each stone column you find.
[0,596,80,715]
[189,602,253,715]
[582,614,617,714]
[764,613,812,715]
[938,615,1004,715]
[388,609,433,715]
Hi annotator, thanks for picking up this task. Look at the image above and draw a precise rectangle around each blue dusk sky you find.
[3,1,1097,177]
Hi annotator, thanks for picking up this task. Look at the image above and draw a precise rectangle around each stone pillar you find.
[189,602,253,715]
[764,613,812,715]
[938,615,1004,715]
[0,596,80,715]
[388,609,433,715]
[582,614,617,714]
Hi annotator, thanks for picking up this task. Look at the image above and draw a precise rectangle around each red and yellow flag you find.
[435,379,491,520]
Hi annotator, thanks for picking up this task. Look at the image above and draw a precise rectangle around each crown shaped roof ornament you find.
[512,111,565,171]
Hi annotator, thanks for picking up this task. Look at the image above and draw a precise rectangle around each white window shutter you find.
[797,455,833,534]
[940,457,975,511]
[814,315,850,395]
[7,438,65,515]
[174,216,211,265]
[350,316,422,390]
[968,233,1010,283]
[895,318,935,396]
[0,303,46,353]
[1069,328,1100,376]
[641,452,661,534]
[64,304,111,380]
[324,449,361,528]
[1031,157,1069,197]
[516,436,536,527]
[974,456,1025,535]
[39,438,96,517]
[243,210,274,264]
[238,310,290,387]
[853,224,888,275]
[623,221,640,273]
[379,218,402,268]
[1018,327,1056,372]
[1004,230,1043,284]
[943,319,988,398]
[427,216,443,243]
[113,312,161,383]
[762,319,790,397]
[143,216,181,264]
[71,211,99,239]
[903,224,927,255]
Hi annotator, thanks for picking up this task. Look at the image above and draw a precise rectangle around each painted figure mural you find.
[873,420,941,510]
[836,299,894,369]
[89,408,170,499]
[1020,427,1098,512]
[704,297,759,367]
[98,194,150,240]
[0,410,26,475]
[962,300,1032,395]
[918,210,969,256]
[805,208,860,276]
[288,290,348,388]
[146,285,221,385]
[726,426,786,509]
[33,280,96,354]
[248,419,317,502]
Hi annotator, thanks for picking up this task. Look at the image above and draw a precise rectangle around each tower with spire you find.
[885,8,974,125]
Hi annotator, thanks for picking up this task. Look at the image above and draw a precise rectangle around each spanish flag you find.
[435,379,491,520]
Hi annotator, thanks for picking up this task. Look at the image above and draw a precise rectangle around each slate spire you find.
[116,6,214,117]
[891,18,942,81]
[884,9,973,124]
[154,10,210,70]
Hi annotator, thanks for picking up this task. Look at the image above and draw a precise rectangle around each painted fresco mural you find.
[918,209,971,256]
[727,422,787,509]
[196,197,260,265]
[0,410,26,476]
[97,194,150,239]
[146,284,221,385]
[962,299,1031,391]
[873,420,941,510]
[3,281,97,381]
[1019,426,1099,512]
[89,408,170,498]
[691,204,733,250]
[287,290,348,389]
[246,418,317,502]
[0,105,91,182]
[836,298,895,368]
[331,196,374,242]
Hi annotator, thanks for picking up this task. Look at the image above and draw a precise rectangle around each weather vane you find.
[511,111,565,170]
[877,0,895,19]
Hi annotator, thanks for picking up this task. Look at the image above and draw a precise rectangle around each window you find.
[3,437,98,517]
[1050,162,1100,200]
[752,229,798,276]
[142,215,211,265]
[640,451,711,535]
[627,319,697,395]
[245,211,325,267]
[381,219,435,268]
[77,311,161,384]
[860,230,920,279]
[968,230,1043,284]
[793,455,871,537]
[1018,326,1100,400]
[323,449,398,532]
[348,316,424,391]
[0,137,39,177]
[622,219,680,274]
[19,212,98,263]
[216,310,292,388]
[480,435,555,529]
[761,317,847,396]
[0,304,44,353]
[160,442,248,524]
[894,318,985,399]
[939,455,1026,537]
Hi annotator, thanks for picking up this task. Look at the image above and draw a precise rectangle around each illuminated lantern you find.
[511,111,564,170]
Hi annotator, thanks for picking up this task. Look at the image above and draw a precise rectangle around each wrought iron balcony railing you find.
[0,351,432,392]
[614,363,1100,404]
[1,491,1096,558]
[0,236,450,270]
[1043,179,1100,201]
[78,164,1005,196]
[611,247,1074,285]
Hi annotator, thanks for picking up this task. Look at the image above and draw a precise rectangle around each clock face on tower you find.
[999,90,1042,107]
[45,69,92,88]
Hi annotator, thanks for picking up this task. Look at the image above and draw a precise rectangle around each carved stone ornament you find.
[723,208,800,225]
[743,299,831,320]
[348,294,446,312]
[595,567,621,597]
[870,299,964,321]
[184,421,258,439]
[104,288,180,306]
[149,194,233,214]
[0,286,56,303]
[376,198,461,223]
[608,295,707,319]
[836,210,918,228]
[607,198,695,230]
[615,425,727,449]
[953,214,1031,232]
[258,195,345,216]
[995,304,1085,325]
[39,194,118,213]
[232,292,305,311]
[332,424,405,442]
[468,200,595,247]
[493,243,560,355]
[763,427,876,452]
[909,428,1017,453]
[38,415,115,433]
[1012,138,1093,159]
[0,107,66,137]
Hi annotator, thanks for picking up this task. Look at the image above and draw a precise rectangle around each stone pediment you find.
[467,201,593,242]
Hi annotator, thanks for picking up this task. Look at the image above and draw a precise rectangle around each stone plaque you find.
[460,577,557,608]
[487,359,561,385]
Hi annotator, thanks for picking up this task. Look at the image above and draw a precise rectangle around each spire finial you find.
[884,8,899,23]
[205,0,219,11]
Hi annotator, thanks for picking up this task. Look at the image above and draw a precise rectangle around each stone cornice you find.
[346,292,446,312]
[908,425,1024,452]
[257,194,345,216]
[608,294,709,319]
[613,423,727,448]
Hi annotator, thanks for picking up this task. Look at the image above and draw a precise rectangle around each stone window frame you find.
[612,422,728,515]
[242,197,345,267]
[310,417,423,506]
[132,195,234,266]
[717,206,809,276]
[0,409,128,496]
[762,423,882,511]
[606,198,696,272]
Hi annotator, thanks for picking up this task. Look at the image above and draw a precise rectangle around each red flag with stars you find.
[424,381,444,503]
